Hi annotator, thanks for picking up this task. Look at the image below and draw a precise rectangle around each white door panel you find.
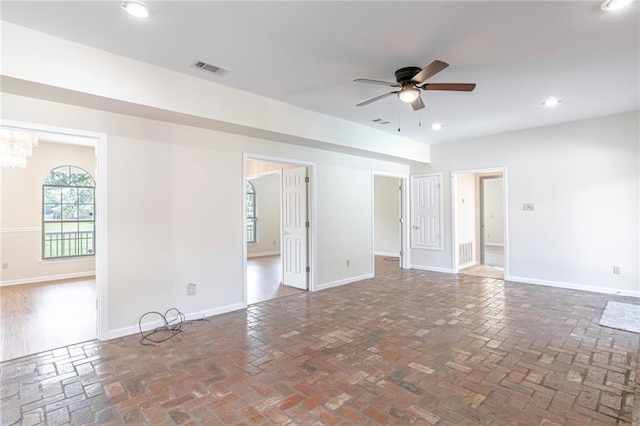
[411,174,443,250]
[282,166,307,289]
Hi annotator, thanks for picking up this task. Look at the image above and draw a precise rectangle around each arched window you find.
[42,166,95,259]
[246,180,257,243]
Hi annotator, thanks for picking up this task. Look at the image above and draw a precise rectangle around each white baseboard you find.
[485,243,504,247]
[0,271,96,287]
[315,273,374,291]
[506,275,640,298]
[409,265,455,274]
[106,302,246,341]
[247,251,280,258]
[374,252,400,258]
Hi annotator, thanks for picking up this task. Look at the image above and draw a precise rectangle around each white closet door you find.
[411,173,443,250]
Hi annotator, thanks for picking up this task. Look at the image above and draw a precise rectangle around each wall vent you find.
[193,61,229,76]
[459,241,473,264]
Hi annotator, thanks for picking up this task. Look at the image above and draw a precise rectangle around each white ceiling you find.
[1,1,638,145]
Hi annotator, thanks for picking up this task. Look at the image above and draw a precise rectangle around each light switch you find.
[523,203,534,211]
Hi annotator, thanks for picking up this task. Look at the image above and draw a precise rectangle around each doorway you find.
[479,176,505,269]
[0,122,106,361]
[244,157,313,305]
[452,168,507,280]
[373,175,404,275]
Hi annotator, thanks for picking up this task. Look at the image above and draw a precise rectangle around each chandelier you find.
[0,127,39,168]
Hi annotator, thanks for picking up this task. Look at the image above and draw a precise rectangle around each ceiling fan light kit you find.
[398,86,420,103]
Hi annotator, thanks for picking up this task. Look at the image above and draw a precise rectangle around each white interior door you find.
[411,174,443,250]
[282,166,308,289]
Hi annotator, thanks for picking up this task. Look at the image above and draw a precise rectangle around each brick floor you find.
[1,270,638,425]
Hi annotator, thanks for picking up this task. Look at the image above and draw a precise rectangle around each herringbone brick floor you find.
[1,270,638,425]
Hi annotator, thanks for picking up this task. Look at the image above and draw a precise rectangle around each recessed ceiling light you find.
[121,2,152,19]
[601,0,634,10]
[542,98,561,107]
[431,123,443,130]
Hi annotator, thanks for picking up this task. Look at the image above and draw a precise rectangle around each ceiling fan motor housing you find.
[395,66,422,83]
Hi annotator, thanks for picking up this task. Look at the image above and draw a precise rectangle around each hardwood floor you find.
[375,255,399,274]
[248,255,397,304]
[0,277,96,362]
[247,255,304,305]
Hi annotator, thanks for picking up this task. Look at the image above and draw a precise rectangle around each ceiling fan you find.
[354,60,476,111]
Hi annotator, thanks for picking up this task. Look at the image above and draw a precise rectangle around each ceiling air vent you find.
[193,61,229,77]
[370,118,390,125]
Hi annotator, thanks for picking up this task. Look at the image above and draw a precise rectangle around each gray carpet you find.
[599,301,640,333]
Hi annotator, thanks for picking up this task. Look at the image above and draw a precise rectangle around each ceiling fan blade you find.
[421,83,476,92]
[354,78,399,87]
[356,91,397,107]
[411,96,425,111]
[411,60,449,84]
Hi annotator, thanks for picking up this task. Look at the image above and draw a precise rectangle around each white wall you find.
[482,177,504,245]
[374,175,400,256]
[1,93,410,336]
[247,173,281,257]
[456,173,476,265]
[412,112,639,296]
[317,165,373,288]
[1,141,96,285]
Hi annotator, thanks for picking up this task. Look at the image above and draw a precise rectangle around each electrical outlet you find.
[187,283,197,295]
[1,262,8,270]
[522,203,534,211]
[613,266,621,275]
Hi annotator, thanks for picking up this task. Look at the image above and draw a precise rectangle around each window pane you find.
[44,203,61,220]
[43,222,63,258]
[61,222,78,257]
[70,167,95,186]
[247,218,256,243]
[62,204,78,220]
[246,193,255,217]
[78,188,94,203]
[78,204,94,220]
[44,187,61,203]
[44,168,69,185]
[62,187,77,204]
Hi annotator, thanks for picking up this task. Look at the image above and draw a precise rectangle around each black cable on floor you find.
[138,308,208,346]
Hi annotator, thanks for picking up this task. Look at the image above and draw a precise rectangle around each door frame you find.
[0,118,109,341]
[242,153,316,306]
[372,172,410,270]
[451,167,508,277]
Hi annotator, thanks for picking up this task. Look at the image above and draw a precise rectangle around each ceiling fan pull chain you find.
[419,111,422,127]
[397,103,401,132]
